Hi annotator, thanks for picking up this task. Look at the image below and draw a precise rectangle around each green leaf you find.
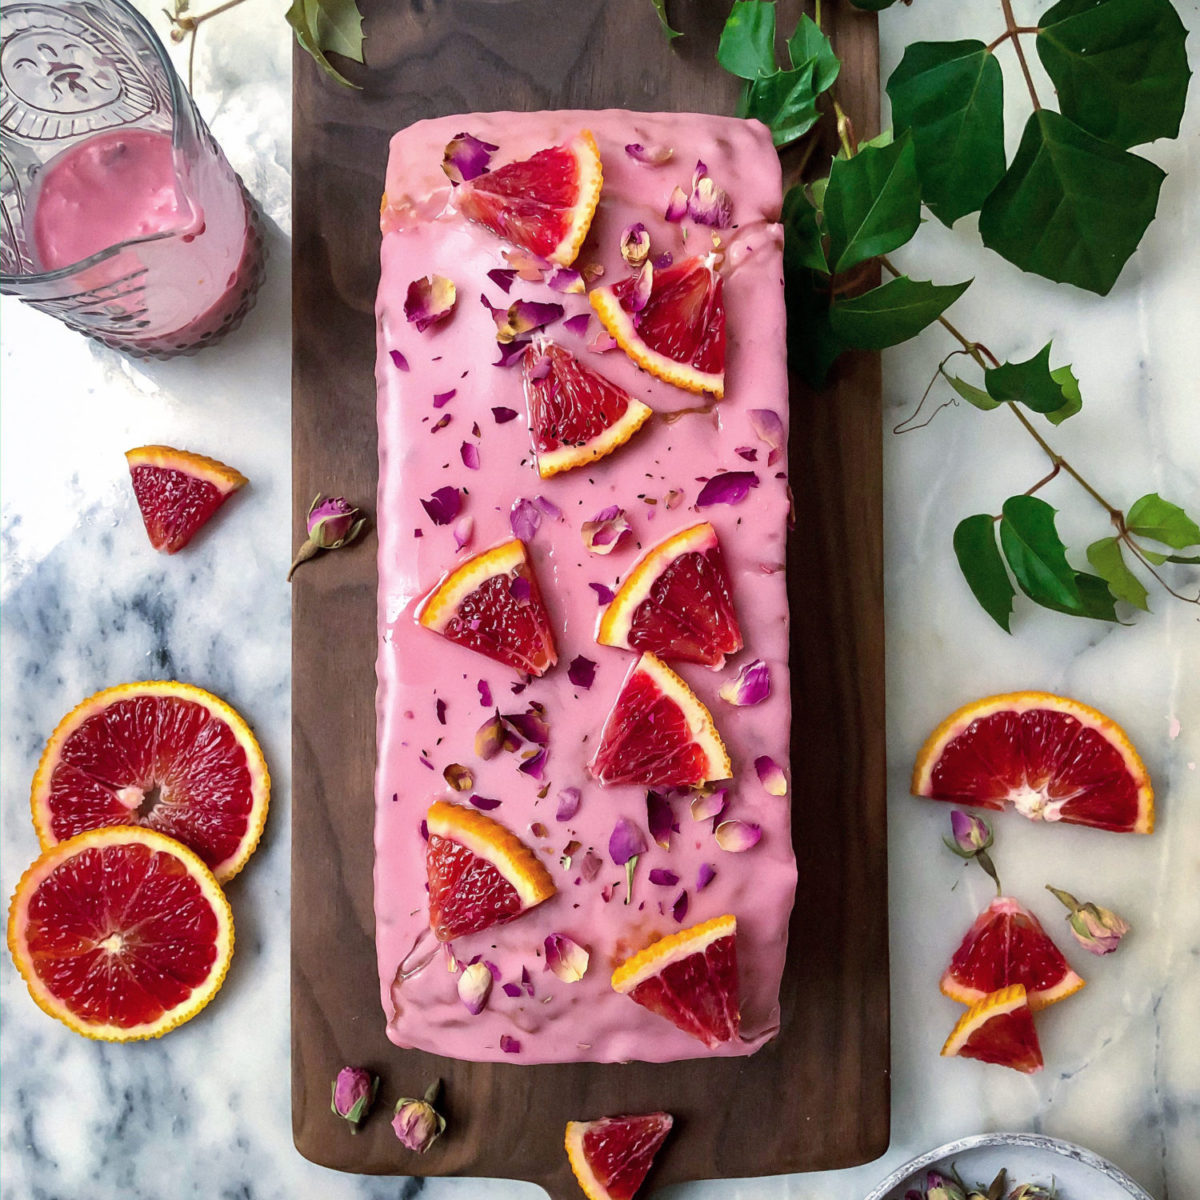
[1087,537,1150,610]
[886,40,1006,227]
[717,0,777,79]
[1045,364,1083,425]
[744,61,822,147]
[286,0,364,89]
[786,15,840,92]
[786,268,846,388]
[829,275,971,350]
[984,343,1074,415]
[1036,0,1191,149]
[1126,493,1200,549]
[977,109,1165,296]
[824,133,921,273]
[999,495,1083,611]
[650,0,682,40]
[1073,572,1120,622]
[943,371,999,410]
[782,185,828,274]
[954,514,1015,631]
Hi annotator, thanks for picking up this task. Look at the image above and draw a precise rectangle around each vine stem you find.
[169,0,248,91]
[985,26,1039,53]
[1000,0,1042,110]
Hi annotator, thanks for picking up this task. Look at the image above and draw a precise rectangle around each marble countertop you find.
[2,2,1197,1198]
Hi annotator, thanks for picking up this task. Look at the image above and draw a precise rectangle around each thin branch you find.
[1023,462,1062,496]
[985,26,1039,53]
[1001,0,1042,110]
[1004,402,1120,515]
[1120,534,1200,604]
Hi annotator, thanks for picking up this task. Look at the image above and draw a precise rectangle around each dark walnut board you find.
[291,1,888,1192]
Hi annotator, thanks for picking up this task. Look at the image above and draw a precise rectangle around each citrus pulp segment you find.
[941,896,1084,1011]
[414,538,558,676]
[125,444,247,554]
[611,914,739,1048]
[596,521,742,668]
[522,340,652,478]
[31,680,270,883]
[564,1112,674,1200]
[589,255,725,396]
[456,131,603,265]
[940,983,1043,1074]
[425,800,556,941]
[912,691,1153,833]
[7,827,234,1041]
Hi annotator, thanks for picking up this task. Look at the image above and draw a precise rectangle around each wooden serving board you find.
[291,1,888,1192]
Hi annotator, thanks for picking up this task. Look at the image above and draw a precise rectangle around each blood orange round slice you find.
[415,539,558,676]
[426,800,556,941]
[912,692,1153,834]
[565,1112,674,1200]
[941,896,1084,1011]
[589,653,730,788]
[590,254,725,397]
[126,445,247,554]
[456,131,603,266]
[611,914,739,1048]
[31,681,270,883]
[596,522,742,668]
[7,827,234,1041]
[523,339,652,478]
[940,983,1043,1074]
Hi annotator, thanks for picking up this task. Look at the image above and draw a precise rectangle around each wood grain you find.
[292,2,888,1193]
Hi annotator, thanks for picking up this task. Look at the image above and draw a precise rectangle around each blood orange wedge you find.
[941,896,1084,1012]
[589,653,730,788]
[590,254,725,397]
[912,691,1153,834]
[126,445,247,554]
[31,681,270,883]
[523,339,652,478]
[596,522,742,668]
[456,131,603,266]
[415,539,558,676]
[565,1112,674,1200]
[611,914,739,1048]
[7,827,234,1041]
[426,799,556,941]
[940,983,1043,1074]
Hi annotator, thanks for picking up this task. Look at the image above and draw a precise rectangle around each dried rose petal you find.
[430,414,452,433]
[420,485,462,525]
[545,933,590,982]
[719,659,771,706]
[609,817,647,866]
[501,981,522,997]
[470,794,502,811]
[499,1034,521,1054]
[460,442,480,470]
[435,698,447,725]
[503,248,548,281]
[620,222,651,269]
[546,266,586,294]
[663,489,684,510]
[648,868,679,887]
[665,185,688,222]
[696,471,759,508]
[518,747,547,780]
[735,446,758,462]
[697,862,716,891]
[505,706,549,744]
[589,582,616,605]
[458,961,493,1014]
[487,267,516,293]
[443,763,473,792]
[755,755,788,796]
[690,789,728,821]
[433,389,456,408]
[625,142,674,166]
[749,408,785,467]
[688,169,733,228]
[389,348,409,371]
[475,711,520,759]
[568,656,597,689]
[581,505,632,555]
[653,250,674,270]
[510,497,542,541]
[534,495,562,521]
[442,131,497,184]
[563,313,590,337]
[672,890,689,923]
[715,819,762,852]
[560,839,581,868]
[626,263,653,313]
[405,275,457,332]
[478,679,493,707]
[492,406,519,424]
[646,790,677,849]
[495,299,564,344]
[494,338,531,368]
[452,516,474,551]
[556,787,582,822]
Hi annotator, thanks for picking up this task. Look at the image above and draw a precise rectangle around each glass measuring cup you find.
[0,0,264,357]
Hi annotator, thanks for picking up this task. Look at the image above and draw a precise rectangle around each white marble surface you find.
[2,2,1198,1198]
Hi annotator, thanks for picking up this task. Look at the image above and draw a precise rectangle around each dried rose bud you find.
[457,961,493,1014]
[1008,1186,1054,1200]
[288,495,367,581]
[1047,885,1131,955]
[330,1066,378,1131]
[545,932,590,982]
[620,222,651,269]
[945,809,993,856]
[925,1172,967,1200]
[442,763,473,792]
[392,1080,446,1153]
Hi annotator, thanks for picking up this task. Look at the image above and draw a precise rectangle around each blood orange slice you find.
[597,522,742,668]
[456,131,603,266]
[415,539,558,676]
[126,445,247,554]
[7,827,234,1041]
[611,914,739,1048]
[31,681,270,883]
[940,983,1043,1074]
[523,339,652,478]
[590,254,725,397]
[426,800,556,941]
[941,896,1084,1011]
[565,1112,674,1200]
[589,653,730,788]
[912,691,1153,834]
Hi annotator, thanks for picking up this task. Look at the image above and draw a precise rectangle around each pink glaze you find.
[374,111,794,1063]
[33,129,197,270]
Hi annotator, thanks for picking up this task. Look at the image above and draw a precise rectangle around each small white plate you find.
[865,1132,1155,1200]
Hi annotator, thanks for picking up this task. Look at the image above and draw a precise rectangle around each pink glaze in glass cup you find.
[0,0,264,357]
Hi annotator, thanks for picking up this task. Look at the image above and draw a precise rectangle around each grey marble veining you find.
[2,2,1198,1199]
